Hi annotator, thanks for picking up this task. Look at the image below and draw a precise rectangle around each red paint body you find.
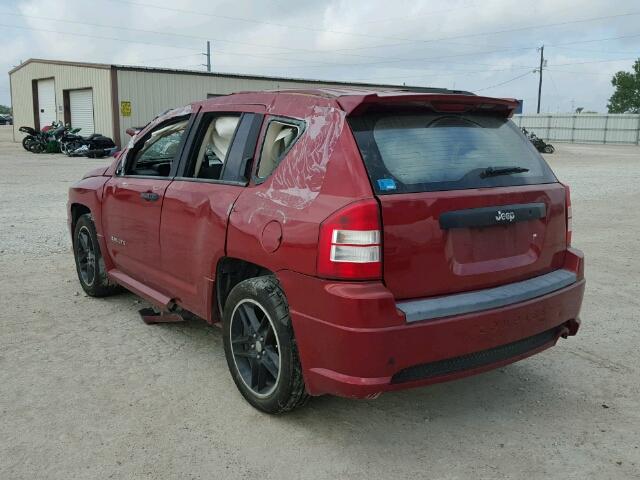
[68,89,585,399]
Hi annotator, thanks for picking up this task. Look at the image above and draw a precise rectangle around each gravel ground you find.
[1,124,639,479]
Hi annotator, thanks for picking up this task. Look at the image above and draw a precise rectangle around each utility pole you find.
[536,45,544,114]
[202,41,211,72]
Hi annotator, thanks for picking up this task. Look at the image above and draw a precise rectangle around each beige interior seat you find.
[258,121,298,178]
[194,116,239,177]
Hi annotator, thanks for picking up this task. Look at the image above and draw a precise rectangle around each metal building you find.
[9,58,425,147]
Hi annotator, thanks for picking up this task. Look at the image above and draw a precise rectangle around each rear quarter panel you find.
[226,96,374,276]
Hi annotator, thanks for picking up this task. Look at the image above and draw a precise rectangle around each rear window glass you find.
[349,113,556,194]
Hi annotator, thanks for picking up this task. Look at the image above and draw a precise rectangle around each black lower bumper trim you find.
[390,328,559,384]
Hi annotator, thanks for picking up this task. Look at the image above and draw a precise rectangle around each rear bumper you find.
[277,248,585,398]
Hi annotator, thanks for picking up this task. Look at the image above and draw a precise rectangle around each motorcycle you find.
[64,131,117,158]
[58,127,82,155]
[522,127,555,154]
[19,122,62,151]
[27,121,67,153]
[19,126,37,151]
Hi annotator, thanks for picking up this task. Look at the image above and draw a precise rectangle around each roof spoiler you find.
[337,93,519,117]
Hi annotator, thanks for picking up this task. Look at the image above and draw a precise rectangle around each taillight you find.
[317,199,382,280]
[564,184,572,246]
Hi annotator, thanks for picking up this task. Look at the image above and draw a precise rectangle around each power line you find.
[0,21,539,71]
[553,45,640,55]
[364,13,640,54]
[550,57,640,67]
[303,12,640,53]
[316,29,640,56]
[348,66,534,82]
[0,22,198,51]
[105,1,640,52]
[546,69,619,76]
[359,1,477,25]
[0,12,358,62]
[552,32,640,46]
[138,53,202,64]
[5,9,638,71]
[475,71,534,92]
[3,7,637,93]
[1,10,539,66]
[546,69,561,96]
[5,19,634,77]
[5,9,574,66]
[0,23,343,67]
[7,10,529,66]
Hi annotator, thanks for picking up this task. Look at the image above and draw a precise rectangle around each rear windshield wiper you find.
[480,166,529,178]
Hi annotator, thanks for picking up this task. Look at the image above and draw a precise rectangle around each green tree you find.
[607,59,640,113]
[0,105,11,115]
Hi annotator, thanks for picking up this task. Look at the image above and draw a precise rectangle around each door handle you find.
[140,191,160,202]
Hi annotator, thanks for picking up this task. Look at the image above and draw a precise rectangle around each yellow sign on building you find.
[120,101,131,117]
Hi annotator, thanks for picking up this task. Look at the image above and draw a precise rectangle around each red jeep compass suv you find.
[68,89,585,413]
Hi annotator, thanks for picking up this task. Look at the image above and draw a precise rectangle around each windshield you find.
[349,113,557,194]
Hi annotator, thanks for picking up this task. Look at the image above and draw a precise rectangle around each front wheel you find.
[67,142,84,156]
[28,140,45,153]
[73,214,121,297]
[544,144,555,153]
[222,276,309,414]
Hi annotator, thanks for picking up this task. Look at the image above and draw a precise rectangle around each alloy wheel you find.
[76,226,96,286]
[229,299,281,398]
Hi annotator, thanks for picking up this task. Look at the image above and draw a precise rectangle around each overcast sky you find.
[1,0,639,113]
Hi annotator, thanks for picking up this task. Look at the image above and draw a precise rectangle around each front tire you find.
[73,214,121,297]
[222,276,309,414]
[544,144,555,153]
[66,141,82,156]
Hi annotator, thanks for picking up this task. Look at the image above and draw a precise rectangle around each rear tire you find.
[22,136,33,151]
[222,276,309,414]
[72,213,121,297]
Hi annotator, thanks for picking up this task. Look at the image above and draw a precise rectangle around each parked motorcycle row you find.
[521,127,555,154]
[19,121,117,158]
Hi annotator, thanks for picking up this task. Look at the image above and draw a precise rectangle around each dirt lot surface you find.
[1,124,639,479]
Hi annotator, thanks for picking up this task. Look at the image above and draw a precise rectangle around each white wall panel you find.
[514,114,640,145]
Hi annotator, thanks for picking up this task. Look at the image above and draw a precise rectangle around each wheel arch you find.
[213,257,274,323]
[70,203,91,234]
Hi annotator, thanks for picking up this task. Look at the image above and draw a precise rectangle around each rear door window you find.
[186,115,241,181]
[350,113,556,194]
[179,112,264,183]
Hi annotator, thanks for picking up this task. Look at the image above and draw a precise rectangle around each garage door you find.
[37,79,56,128]
[69,89,95,135]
